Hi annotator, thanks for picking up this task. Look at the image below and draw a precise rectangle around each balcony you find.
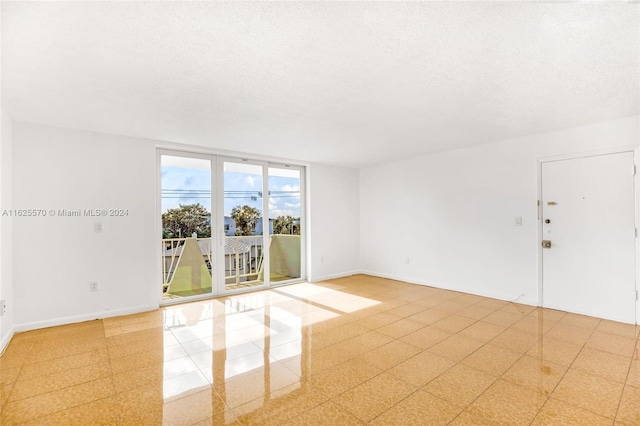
[162,235,301,300]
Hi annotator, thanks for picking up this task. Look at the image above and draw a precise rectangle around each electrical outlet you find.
[405,257,410,264]
[94,223,103,233]
[0,299,6,316]
[89,281,98,292]
[321,256,325,264]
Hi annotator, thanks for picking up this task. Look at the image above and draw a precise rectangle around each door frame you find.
[536,146,639,324]
[157,148,218,305]
[217,156,270,294]
[156,146,308,305]
[267,162,307,288]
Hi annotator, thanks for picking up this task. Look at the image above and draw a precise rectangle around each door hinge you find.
[537,200,540,220]
[634,165,637,176]
[636,290,639,301]
[636,228,638,238]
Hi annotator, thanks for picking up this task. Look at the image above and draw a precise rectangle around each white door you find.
[541,152,636,324]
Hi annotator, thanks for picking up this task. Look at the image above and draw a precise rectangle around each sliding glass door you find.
[268,165,303,283]
[160,152,215,302]
[159,150,305,302]
[221,159,267,291]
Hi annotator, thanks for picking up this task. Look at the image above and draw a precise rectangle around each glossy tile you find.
[161,388,227,426]
[482,310,523,328]
[585,330,637,357]
[0,275,636,425]
[449,410,495,426]
[9,361,110,402]
[527,336,583,367]
[552,368,624,419]
[616,385,640,426]
[0,366,21,386]
[332,372,418,422]
[356,340,421,370]
[502,354,567,396]
[532,398,612,426]
[500,302,536,316]
[511,314,558,335]
[309,358,382,397]
[595,319,639,339]
[465,379,548,425]
[427,335,484,361]
[234,382,329,425]
[352,312,403,330]
[455,304,496,321]
[458,320,505,342]
[431,314,477,334]
[105,327,165,347]
[375,318,425,339]
[383,303,428,319]
[1,377,113,424]
[423,364,496,408]
[490,327,540,353]
[545,323,593,346]
[370,390,462,425]
[112,364,164,394]
[110,348,165,375]
[399,326,452,350]
[25,339,107,364]
[559,312,601,330]
[0,382,14,412]
[407,308,450,325]
[283,400,362,426]
[17,397,117,426]
[628,359,640,389]
[461,344,522,376]
[388,351,456,387]
[115,385,164,425]
[571,347,631,384]
[342,330,394,354]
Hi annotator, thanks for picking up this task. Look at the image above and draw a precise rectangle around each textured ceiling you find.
[2,1,639,168]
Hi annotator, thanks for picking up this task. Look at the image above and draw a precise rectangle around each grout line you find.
[527,318,605,424]
[102,319,120,426]
[612,335,639,423]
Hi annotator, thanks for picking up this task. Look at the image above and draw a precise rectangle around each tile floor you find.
[1,274,639,425]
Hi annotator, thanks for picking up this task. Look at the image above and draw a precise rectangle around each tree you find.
[273,215,300,235]
[162,203,211,238]
[230,205,261,236]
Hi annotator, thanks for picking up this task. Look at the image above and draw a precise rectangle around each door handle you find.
[542,240,552,249]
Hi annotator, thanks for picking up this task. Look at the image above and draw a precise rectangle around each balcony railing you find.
[162,235,301,297]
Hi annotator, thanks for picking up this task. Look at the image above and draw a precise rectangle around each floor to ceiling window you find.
[159,150,305,303]
[160,152,214,302]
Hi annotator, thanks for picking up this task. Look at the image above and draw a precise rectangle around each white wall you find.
[360,115,640,306]
[308,163,359,282]
[12,123,159,330]
[10,122,359,331]
[1,110,14,351]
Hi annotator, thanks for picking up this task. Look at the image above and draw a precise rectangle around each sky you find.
[160,156,301,219]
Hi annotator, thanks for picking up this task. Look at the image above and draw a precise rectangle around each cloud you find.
[271,209,298,217]
[281,184,300,192]
[245,176,255,187]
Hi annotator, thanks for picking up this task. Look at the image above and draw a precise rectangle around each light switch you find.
[94,223,103,233]
[514,216,522,226]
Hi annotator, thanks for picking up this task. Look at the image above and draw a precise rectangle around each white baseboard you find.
[0,326,15,355]
[543,302,636,325]
[308,270,362,283]
[359,270,539,307]
[14,304,159,333]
